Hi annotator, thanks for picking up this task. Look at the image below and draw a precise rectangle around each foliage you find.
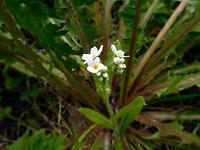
[6,130,66,150]
[0,0,200,149]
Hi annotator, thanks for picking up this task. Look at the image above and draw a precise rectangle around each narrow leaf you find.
[114,96,145,120]
[79,108,113,129]
[119,96,145,136]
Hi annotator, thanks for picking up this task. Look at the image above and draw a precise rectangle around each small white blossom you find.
[82,54,93,64]
[120,58,125,63]
[82,45,103,65]
[87,57,106,74]
[111,45,129,58]
[101,65,108,71]
[99,77,104,81]
[90,45,103,58]
[113,57,121,64]
[103,73,108,78]
[97,72,101,76]
[119,64,126,69]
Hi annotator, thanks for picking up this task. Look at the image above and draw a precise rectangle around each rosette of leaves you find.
[0,0,200,149]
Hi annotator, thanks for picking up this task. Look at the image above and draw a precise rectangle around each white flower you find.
[103,73,108,78]
[82,54,93,64]
[90,45,103,58]
[120,58,125,63]
[82,45,103,64]
[99,77,104,81]
[111,45,129,58]
[97,72,101,76]
[113,57,122,64]
[101,65,108,71]
[119,64,126,69]
[87,57,105,74]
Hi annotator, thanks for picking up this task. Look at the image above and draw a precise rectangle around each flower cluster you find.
[82,44,129,80]
[82,45,108,80]
[111,45,129,73]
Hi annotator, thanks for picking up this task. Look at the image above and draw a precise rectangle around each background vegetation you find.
[0,0,200,149]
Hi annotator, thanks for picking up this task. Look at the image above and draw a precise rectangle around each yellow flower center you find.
[93,64,99,70]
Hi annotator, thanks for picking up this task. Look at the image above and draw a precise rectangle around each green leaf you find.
[3,72,22,90]
[118,96,145,136]
[144,131,161,140]
[114,96,145,120]
[90,136,102,150]
[72,124,96,150]
[6,131,29,150]
[0,107,12,120]
[20,88,41,102]
[196,80,200,88]
[165,75,185,95]
[72,0,97,7]
[79,108,113,129]
[6,130,66,150]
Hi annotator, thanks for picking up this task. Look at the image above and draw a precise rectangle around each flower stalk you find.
[82,45,128,149]
[101,82,123,149]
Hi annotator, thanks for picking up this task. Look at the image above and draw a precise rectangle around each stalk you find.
[67,0,89,52]
[141,0,160,29]
[102,0,110,60]
[128,0,187,99]
[102,84,123,149]
[142,15,200,73]
[0,47,30,65]
[121,0,141,106]
[135,37,200,92]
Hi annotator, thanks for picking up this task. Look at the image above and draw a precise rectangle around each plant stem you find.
[128,0,187,98]
[121,0,141,106]
[67,0,89,52]
[142,15,200,73]
[141,111,200,121]
[141,0,160,29]
[102,0,110,61]
[134,61,170,92]
[137,115,200,147]
[134,37,200,92]
[102,85,123,149]
[0,47,30,65]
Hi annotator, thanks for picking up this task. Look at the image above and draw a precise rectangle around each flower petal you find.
[116,50,125,57]
[102,65,108,71]
[87,57,94,65]
[87,65,99,73]
[90,46,98,56]
[82,54,91,60]
[113,57,121,64]
[103,73,108,78]
[97,45,103,56]
[98,64,104,70]
[111,45,117,53]
[82,54,93,64]
[94,57,100,64]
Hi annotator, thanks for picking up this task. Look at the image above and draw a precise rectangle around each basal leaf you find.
[114,96,145,120]
[119,96,145,136]
[6,130,66,150]
[79,107,113,129]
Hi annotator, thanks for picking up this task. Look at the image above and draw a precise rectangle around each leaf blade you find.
[79,108,113,129]
[118,96,145,136]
